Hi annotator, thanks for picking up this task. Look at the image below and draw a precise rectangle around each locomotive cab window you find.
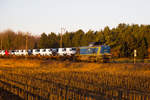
[80,47,98,54]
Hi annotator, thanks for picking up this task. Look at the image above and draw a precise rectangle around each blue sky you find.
[0,0,150,35]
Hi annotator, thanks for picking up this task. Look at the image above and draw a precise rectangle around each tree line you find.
[0,23,150,58]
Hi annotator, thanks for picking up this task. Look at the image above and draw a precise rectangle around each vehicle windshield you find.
[52,49,58,52]
[35,49,40,52]
[42,49,46,52]
[62,48,66,51]
[80,48,98,54]
[71,48,76,51]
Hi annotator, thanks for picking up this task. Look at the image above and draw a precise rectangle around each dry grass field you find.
[0,58,149,75]
[0,58,150,100]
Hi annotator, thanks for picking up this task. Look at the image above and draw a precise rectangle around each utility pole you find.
[60,28,65,48]
[26,32,28,58]
[1,39,2,50]
[26,33,28,51]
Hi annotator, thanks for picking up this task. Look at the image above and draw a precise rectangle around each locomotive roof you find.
[79,45,110,48]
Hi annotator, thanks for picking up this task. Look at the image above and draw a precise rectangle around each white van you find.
[15,50,20,56]
[9,50,15,55]
[22,50,28,56]
[58,48,66,56]
[0,50,5,55]
[39,49,45,56]
[32,49,40,56]
[45,49,52,56]
[66,48,76,56]
[19,50,24,55]
[40,49,52,56]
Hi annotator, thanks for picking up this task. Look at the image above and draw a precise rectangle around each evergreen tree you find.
[0,23,150,58]
[39,33,48,48]
[47,32,59,48]
[72,29,84,47]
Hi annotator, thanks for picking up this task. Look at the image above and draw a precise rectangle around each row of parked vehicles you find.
[0,48,76,56]
[0,44,112,62]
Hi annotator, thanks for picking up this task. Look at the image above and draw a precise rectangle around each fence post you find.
[134,50,137,64]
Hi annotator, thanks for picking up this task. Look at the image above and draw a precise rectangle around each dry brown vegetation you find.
[0,58,150,100]
[0,59,40,68]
